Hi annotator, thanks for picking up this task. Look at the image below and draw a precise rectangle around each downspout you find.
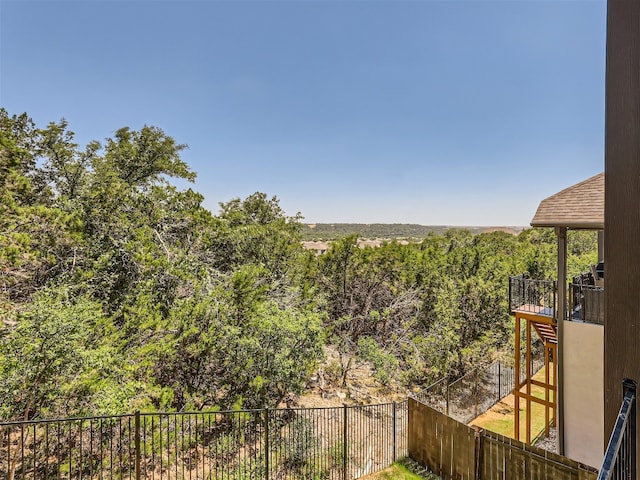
[556,226,567,455]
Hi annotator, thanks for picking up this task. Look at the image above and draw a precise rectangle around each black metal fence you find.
[570,283,605,325]
[0,402,408,480]
[598,379,637,480]
[508,275,556,317]
[412,353,545,425]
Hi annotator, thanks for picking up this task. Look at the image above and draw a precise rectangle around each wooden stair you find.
[531,321,558,345]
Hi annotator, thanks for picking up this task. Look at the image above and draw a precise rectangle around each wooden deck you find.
[511,303,555,319]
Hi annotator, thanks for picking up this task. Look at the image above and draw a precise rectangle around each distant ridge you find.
[302,223,527,241]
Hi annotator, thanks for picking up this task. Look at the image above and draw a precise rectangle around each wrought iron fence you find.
[598,379,637,480]
[412,353,545,425]
[570,283,605,325]
[0,402,408,480]
[508,275,556,316]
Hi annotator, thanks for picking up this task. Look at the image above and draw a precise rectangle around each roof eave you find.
[530,221,604,230]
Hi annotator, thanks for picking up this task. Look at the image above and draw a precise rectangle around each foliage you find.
[0,109,322,419]
[304,228,564,387]
[0,109,598,420]
[0,289,107,419]
[279,415,320,477]
[302,223,525,241]
[146,285,324,410]
[357,336,399,386]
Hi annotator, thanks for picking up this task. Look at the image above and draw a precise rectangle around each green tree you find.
[0,111,80,305]
[0,289,105,420]
[143,279,324,410]
[210,192,304,278]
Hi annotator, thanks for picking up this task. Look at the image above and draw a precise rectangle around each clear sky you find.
[1,0,606,226]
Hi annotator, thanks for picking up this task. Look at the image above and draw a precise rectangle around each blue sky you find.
[1,0,606,225]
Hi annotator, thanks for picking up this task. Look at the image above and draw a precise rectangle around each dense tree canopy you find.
[0,109,598,420]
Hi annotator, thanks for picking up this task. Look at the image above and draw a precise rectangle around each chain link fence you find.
[412,351,546,425]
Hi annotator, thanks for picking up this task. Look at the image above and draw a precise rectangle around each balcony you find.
[508,274,556,318]
[570,282,604,325]
[509,273,605,326]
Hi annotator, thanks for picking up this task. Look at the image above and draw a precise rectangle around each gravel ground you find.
[533,426,557,453]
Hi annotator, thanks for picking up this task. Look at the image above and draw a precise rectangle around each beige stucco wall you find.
[563,320,604,468]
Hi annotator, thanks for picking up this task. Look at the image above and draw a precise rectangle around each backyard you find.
[361,461,439,479]
[470,364,555,444]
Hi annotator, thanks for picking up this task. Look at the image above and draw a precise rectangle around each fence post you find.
[475,368,479,419]
[343,404,348,480]
[473,427,483,480]
[531,352,535,378]
[446,381,450,416]
[498,362,502,400]
[392,402,397,462]
[134,410,141,480]
[264,408,270,480]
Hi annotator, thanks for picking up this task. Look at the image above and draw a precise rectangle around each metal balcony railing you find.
[570,283,605,325]
[508,274,556,317]
[598,379,637,480]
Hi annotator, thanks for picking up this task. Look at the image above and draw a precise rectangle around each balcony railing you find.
[570,283,605,325]
[508,274,556,317]
[598,379,637,480]
[509,274,605,325]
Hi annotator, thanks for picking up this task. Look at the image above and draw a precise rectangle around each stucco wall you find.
[563,320,604,468]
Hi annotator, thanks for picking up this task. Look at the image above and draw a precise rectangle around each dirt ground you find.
[286,345,410,409]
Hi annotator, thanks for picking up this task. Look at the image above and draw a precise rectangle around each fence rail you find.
[0,402,408,480]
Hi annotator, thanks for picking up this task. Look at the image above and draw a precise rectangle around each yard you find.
[360,461,439,479]
[470,363,555,443]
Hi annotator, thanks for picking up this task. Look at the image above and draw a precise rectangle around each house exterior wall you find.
[563,320,604,468]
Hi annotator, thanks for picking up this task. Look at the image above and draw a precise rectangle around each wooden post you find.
[474,427,484,480]
[545,344,550,437]
[514,314,521,441]
[526,318,532,444]
[597,230,604,262]
[551,343,557,427]
[604,0,640,460]
[556,226,567,454]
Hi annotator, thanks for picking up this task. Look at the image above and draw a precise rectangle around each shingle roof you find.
[530,173,604,229]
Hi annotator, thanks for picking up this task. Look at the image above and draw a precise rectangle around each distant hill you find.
[302,223,527,241]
